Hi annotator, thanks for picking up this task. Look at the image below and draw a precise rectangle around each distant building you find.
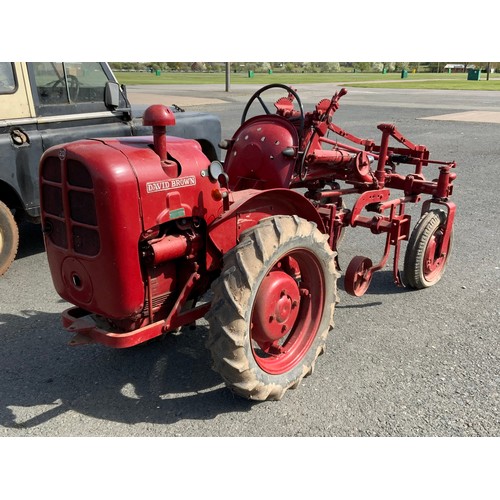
[443,63,475,73]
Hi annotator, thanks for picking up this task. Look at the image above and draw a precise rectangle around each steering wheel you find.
[241,83,305,137]
[49,74,80,100]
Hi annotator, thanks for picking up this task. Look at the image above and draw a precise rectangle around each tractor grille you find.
[41,157,100,256]
[143,291,172,313]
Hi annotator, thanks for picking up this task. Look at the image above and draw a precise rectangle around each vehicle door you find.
[0,62,43,217]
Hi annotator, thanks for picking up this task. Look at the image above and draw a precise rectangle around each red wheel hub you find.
[424,229,445,280]
[344,255,373,297]
[252,270,301,344]
[249,249,325,375]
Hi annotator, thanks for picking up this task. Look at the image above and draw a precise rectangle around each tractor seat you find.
[224,115,300,191]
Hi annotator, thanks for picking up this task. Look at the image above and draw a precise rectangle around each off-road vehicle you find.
[0,62,221,274]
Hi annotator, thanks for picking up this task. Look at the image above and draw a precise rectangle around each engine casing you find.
[40,135,223,322]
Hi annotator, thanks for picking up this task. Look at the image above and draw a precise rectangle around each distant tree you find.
[326,62,341,72]
[428,62,443,72]
[383,62,396,72]
[191,62,206,72]
[352,62,372,72]
[206,62,224,72]
[303,63,320,73]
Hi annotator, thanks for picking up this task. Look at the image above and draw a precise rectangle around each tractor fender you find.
[207,188,325,261]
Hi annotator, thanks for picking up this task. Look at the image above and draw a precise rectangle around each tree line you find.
[110,62,497,73]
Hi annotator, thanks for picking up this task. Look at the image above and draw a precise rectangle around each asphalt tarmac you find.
[2,83,499,439]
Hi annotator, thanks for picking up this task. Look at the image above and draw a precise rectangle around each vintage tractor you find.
[39,84,456,401]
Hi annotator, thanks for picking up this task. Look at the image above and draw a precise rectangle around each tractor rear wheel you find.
[0,201,19,276]
[206,215,339,401]
[403,209,453,289]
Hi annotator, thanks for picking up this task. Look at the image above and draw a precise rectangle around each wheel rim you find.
[423,227,447,282]
[344,256,373,297]
[250,250,325,375]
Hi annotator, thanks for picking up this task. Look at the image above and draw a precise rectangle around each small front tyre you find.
[403,209,453,289]
[206,215,339,401]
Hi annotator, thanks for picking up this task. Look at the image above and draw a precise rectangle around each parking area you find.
[1,84,499,439]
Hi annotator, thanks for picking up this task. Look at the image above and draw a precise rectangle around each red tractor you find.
[39,84,456,401]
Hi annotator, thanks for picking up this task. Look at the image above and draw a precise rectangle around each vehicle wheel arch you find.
[0,179,25,216]
[208,188,327,257]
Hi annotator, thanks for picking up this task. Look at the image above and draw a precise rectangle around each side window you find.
[68,62,109,103]
[0,62,17,94]
[33,62,109,105]
[33,62,69,104]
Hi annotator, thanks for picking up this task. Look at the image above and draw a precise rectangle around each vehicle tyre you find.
[206,215,339,401]
[0,201,19,276]
[403,209,453,289]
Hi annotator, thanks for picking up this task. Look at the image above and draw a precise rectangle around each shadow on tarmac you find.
[0,310,253,432]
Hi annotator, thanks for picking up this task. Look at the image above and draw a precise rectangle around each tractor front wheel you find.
[206,215,339,401]
[403,209,453,289]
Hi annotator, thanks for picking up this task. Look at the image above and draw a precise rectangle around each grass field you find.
[115,71,500,91]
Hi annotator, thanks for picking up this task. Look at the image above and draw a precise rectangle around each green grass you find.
[114,71,500,90]
[346,78,500,91]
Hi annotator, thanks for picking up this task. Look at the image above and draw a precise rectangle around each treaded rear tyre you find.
[0,201,19,276]
[206,215,339,401]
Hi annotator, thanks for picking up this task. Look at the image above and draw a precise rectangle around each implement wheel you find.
[206,215,339,401]
[0,201,19,276]
[344,255,373,297]
[404,209,453,289]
